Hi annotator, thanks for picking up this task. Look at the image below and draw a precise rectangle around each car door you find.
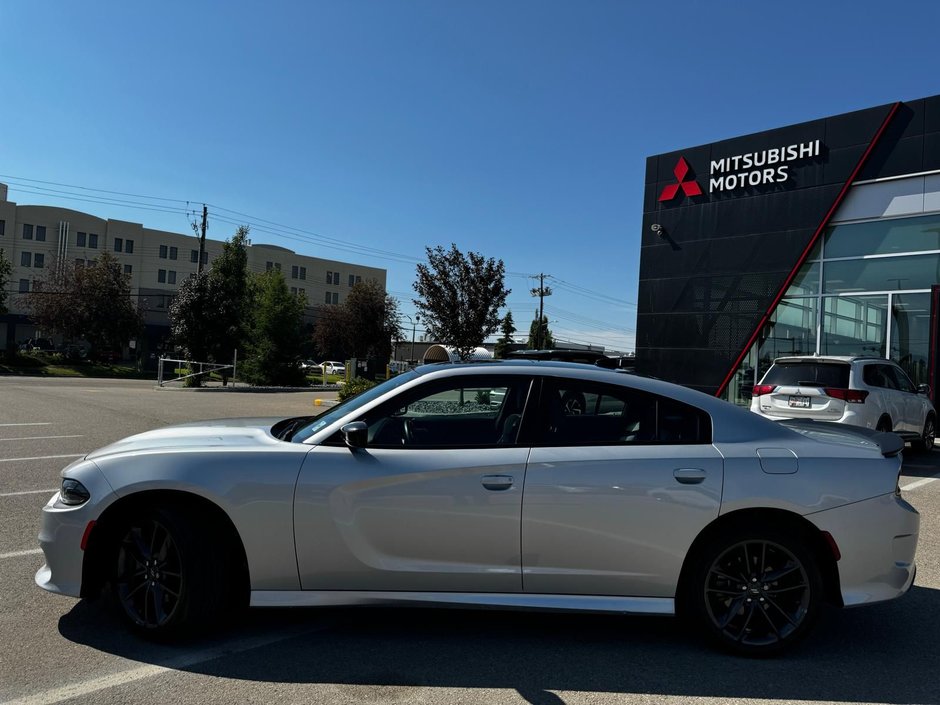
[885,364,922,433]
[294,374,534,593]
[521,378,722,598]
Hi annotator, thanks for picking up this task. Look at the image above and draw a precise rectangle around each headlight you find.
[60,478,91,506]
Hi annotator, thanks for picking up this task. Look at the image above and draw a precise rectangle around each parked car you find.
[751,355,936,451]
[36,361,918,655]
[320,361,345,375]
[300,360,322,373]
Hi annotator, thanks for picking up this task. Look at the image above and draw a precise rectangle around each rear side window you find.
[537,379,712,446]
[762,362,849,388]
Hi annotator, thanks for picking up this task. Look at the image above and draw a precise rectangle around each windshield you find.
[291,371,419,443]
[762,362,850,388]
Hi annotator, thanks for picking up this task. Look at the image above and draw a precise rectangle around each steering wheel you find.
[402,418,414,445]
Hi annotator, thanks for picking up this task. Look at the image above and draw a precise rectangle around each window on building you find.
[125,239,134,254]
[158,269,167,283]
[291,286,297,294]
[332,292,339,305]
[300,266,306,280]
[349,274,355,287]
[275,262,281,272]
[298,287,305,297]
[325,291,331,304]
[34,253,44,268]
[191,250,199,263]
[169,246,178,260]
[168,271,177,285]
[291,265,298,279]
[326,271,334,284]
[76,232,86,247]
[114,237,123,252]
[75,258,85,268]
[356,275,361,284]
[20,252,31,267]
[159,245,168,259]
[35,225,46,242]
[22,224,33,240]
[124,264,133,275]
[0,219,5,236]
[18,279,29,293]
[266,261,273,271]
[88,233,98,248]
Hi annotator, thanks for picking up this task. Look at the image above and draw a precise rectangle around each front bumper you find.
[809,493,919,607]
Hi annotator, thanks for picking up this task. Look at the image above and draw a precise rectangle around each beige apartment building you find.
[0,184,387,360]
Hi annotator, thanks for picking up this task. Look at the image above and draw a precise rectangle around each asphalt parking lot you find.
[1,375,939,705]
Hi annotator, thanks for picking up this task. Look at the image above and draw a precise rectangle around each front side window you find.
[536,379,711,446]
[885,364,916,393]
[354,375,532,449]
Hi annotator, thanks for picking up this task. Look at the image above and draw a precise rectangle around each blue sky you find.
[3,1,939,352]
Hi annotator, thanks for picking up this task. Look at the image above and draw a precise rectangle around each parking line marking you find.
[0,548,43,560]
[0,625,326,705]
[901,475,940,492]
[0,454,84,464]
[0,423,53,427]
[0,435,83,442]
[0,489,57,497]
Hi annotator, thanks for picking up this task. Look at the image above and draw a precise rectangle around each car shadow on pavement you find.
[900,447,940,478]
[59,584,940,704]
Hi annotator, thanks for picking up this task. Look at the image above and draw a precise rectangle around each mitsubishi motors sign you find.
[658,139,824,201]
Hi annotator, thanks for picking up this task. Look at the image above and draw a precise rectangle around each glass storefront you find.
[727,212,940,405]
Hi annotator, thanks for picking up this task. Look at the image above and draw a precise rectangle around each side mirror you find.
[917,383,932,397]
[341,421,368,449]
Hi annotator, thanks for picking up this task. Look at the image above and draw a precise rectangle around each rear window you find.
[762,362,850,388]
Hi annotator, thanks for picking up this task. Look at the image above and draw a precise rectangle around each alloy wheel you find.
[703,540,811,647]
[115,519,184,629]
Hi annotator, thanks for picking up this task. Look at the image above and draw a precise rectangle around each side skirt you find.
[250,590,675,615]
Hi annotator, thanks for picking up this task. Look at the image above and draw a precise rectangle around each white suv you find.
[751,355,936,452]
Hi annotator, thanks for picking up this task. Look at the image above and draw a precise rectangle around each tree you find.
[0,248,11,316]
[412,244,510,360]
[169,226,250,366]
[26,252,142,358]
[527,314,555,349]
[494,311,517,358]
[312,280,402,365]
[239,269,307,386]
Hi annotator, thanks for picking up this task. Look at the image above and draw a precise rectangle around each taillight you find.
[824,388,869,403]
[752,384,777,397]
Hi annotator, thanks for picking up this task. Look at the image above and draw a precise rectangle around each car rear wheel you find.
[112,507,223,638]
[685,528,823,656]
[912,414,936,453]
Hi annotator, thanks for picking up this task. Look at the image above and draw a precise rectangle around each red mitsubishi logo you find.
[659,157,703,202]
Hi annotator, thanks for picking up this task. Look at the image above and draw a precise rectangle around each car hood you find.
[84,417,285,460]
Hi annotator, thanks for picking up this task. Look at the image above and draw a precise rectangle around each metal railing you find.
[156,351,238,388]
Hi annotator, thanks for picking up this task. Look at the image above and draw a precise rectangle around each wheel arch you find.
[81,489,250,603]
[676,507,843,614]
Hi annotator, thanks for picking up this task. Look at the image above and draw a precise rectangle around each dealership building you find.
[637,94,940,405]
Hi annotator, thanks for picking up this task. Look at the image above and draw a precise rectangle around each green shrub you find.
[338,377,378,401]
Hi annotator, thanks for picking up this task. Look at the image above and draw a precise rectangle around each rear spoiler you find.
[779,419,905,458]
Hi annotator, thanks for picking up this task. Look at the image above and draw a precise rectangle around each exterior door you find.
[293,374,533,593]
[521,378,723,598]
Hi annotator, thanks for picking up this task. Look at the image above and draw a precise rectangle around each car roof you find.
[772,355,888,364]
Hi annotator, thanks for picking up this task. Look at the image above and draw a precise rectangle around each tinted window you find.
[358,376,532,449]
[762,362,849,388]
[537,379,711,446]
[885,365,915,393]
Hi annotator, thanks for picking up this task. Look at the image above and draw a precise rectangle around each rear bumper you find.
[809,493,919,607]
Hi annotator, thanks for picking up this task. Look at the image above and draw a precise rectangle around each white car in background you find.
[751,355,936,451]
[321,361,345,376]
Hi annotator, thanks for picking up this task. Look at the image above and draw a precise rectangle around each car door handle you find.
[673,468,706,484]
[482,475,514,491]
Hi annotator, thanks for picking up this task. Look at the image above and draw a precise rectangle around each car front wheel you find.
[112,507,223,638]
[685,528,823,656]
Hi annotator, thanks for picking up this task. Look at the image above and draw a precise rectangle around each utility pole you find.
[530,273,552,349]
[197,204,208,274]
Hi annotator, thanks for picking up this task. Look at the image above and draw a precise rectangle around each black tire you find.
[683,526,823,657]
[912,414,936,453]
[112,506,226,639]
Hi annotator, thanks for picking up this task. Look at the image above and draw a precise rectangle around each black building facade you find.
[637,95,940,403]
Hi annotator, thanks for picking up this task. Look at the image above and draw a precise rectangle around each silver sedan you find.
[36,361,919,656]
